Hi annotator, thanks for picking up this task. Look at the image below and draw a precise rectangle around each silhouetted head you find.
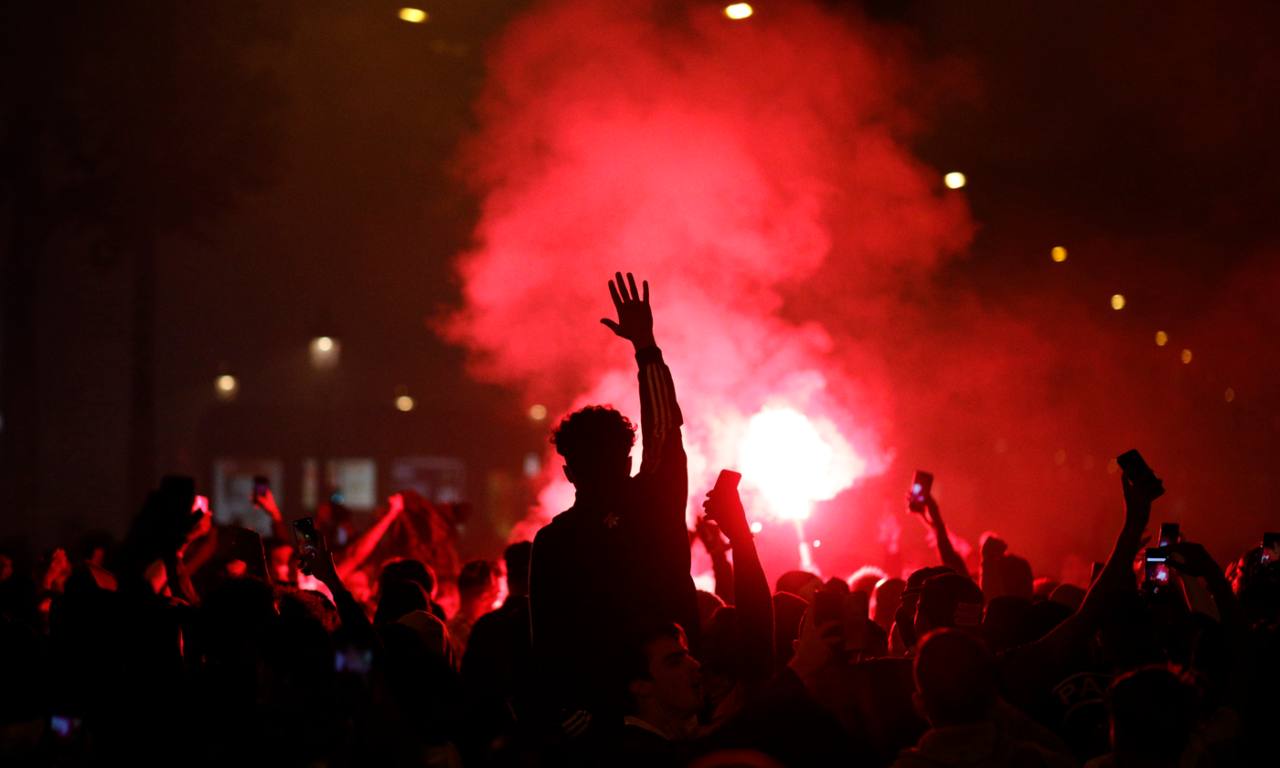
[374,579,429,625]
[621,623,701,723]
[380,558,436,599]
[912,629,997,726]
[1107,666,1199,761]
[503,541,533,597]
[552,406,636,493]
[916,573,983,636]
[872,577,906,631]
[849,565,887,598]
[697,589,726,632]
[989,554,1035,600]
[457,560,499,610]
[775,570,822,602]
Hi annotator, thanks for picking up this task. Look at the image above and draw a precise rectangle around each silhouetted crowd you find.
[1,274,1277,767]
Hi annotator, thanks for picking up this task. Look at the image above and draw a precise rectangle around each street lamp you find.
[309,335,340,370]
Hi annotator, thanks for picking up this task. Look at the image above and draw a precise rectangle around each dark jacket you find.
[529,346,698,714]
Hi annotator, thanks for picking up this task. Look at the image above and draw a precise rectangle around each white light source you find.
[724,3,754,20]
[215,374,238,401]
[943,171,967,189]
[395,395,415,412]
[309,336,340,369]
[398,8,427,23]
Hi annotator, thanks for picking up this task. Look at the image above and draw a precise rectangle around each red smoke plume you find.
[446,1,971,565]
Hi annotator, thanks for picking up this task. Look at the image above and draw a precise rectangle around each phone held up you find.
[713,469,742,495]
[1144,547,1171,590]
[1262,532,1280,564]
[1116,449,1165,500]
[908,470,933,513]
[292,516,323,566]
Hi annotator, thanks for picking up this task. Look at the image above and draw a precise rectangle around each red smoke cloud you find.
[446,1,972,564]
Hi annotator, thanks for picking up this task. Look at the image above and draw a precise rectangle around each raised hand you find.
[1168,541,1222,581]
[1121,473,1158,535]
[252,487,282,522]
[703,484,751,545]
[600,271,655,350]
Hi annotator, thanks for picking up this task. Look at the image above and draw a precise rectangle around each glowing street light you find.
[724,3,753,19]
[943,171,967,189]
[1051,246,1068,263]
[214,374,238,401]
[1110,294,1126,311]
[397,8,428,23]
[309,335,340,369]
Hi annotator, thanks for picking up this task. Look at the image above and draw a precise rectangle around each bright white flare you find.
[724,3,754,21]
[737,406,865,521]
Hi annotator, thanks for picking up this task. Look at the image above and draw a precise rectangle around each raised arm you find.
[600,272,685,492]
[999,467,1159,701]
[335,492,405,581]
[914,495,970,579]
[704,483,774,681]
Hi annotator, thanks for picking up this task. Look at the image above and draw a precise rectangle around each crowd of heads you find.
[1,275,1277,766]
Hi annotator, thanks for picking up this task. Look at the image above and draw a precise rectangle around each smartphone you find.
[292,517,322,561]
[1158,523,1180,549]
[714,469,742,494]
[1145,547,1170,586]
[908,470,934,512]
[49,715,83,739]
[1116,450,1165,499]
[226,525,270,582]
[252,475,269,500]
[1262,532,1280,563]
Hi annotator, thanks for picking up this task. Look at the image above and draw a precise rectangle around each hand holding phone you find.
[907,470,933,513]
[292,517,325,574]
[703,470,749,543]
[1116,449,1165,500]
[1262,532,1280,564]
[1144,547,1171,589]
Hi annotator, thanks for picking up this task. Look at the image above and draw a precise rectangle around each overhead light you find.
[1110,294,1126,311]
[724,3,753,20]
[1051,246,1068,263]
[309,336,340,369]
[215,374,238,401]
[943,171,967,189]
[398,8,428,24]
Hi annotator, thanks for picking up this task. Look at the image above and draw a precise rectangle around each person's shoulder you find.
[534,508,579,542]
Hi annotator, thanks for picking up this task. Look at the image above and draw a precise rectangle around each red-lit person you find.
[529,272,699,735]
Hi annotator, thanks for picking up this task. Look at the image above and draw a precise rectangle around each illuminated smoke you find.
[446,1,972,541]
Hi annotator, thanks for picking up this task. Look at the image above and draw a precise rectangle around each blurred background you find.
[2,0,1277,580]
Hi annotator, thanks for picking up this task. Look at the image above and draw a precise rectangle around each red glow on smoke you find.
[446,1,972,549]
